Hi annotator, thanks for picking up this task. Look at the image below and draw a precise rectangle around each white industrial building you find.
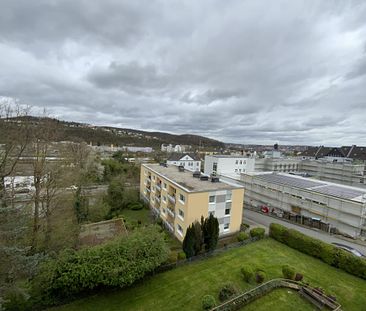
[300,159,366,188]
[167,153,201,172]
[204,155,256,178]
[241,172,366,239]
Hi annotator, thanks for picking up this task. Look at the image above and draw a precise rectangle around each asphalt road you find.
[243,208,366,255]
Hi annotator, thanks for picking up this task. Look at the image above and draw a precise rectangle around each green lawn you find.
[51,239,366,311]
[240,288,316,311]
[120,208,152,226]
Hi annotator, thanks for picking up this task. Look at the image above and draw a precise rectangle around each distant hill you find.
[0,116,225,150]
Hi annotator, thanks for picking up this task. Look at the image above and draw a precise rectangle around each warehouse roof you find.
[249,172,366,202]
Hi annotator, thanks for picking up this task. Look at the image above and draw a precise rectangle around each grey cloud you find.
[87,62,169,94]
[1,0,366,145]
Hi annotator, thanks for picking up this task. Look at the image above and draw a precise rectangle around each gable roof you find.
[167,153,201,161]
[301,145,366,161]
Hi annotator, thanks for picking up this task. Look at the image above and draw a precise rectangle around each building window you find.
[235,160,238,164]
[240,160,242,164]
[209,195,215,203]
[178,209,184,220]
[235,169,238,172]
[213,162,217,172]
[179,194,185,203]
[177,224,183,236]
[162,208,166,214]
[225,208,231,215]
[163,182,167,189]
[163,196,167,202]
[224,223,230,230]
[226,192,232,201]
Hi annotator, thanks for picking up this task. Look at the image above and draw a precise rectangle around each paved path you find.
[244,209,366,255]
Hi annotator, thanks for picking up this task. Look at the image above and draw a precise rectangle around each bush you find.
[269,223,366,280]
[167,250,178,264]
[282,265,296,280]
[177,251,186,261]
[295,273,303,281]
[202,295,216,310]
[240,266,254,282]
[249,227,265,239]
[130,202,143,210]
[237,232,249,242]
[255,270,266,283]
[2,288,31,311]
[218,283,238,302]
[240,223,250,232]
[31,226,170,306]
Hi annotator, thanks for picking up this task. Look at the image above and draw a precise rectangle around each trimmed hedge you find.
[282,265,296,280]
[202,295,216,310]
[237,232,249,242]
[241,266,254,282]
[269,223,366,280]
[249,227,265,239]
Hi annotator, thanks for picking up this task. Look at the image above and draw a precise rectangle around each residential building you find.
[140,164,244,241]
[241,172,366,239]
[204,155,256,179]
[161,144,189,153]
[167,153,201,172]
[255,157,301,173]
[300,145,366,162]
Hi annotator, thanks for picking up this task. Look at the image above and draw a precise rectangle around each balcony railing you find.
[151,205,160,216]
[168,194,176,204]
[155,183,162,191]
[155,196,161,203]
[167,207,175,218]
[164,220,174,232]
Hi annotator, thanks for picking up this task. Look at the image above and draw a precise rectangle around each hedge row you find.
[31,226,170,306]
[269,223,366,279]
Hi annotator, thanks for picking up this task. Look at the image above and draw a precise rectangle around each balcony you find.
[155,183,162,191]
[168,194,176,204]
[164,220,174,232]
[155,196,161,203]
[151,205,160,216]
[146,186,151,193]
[167,207,175,218]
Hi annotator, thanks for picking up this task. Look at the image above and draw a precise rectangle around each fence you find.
[211,278,342,311]
[154,236,261,273]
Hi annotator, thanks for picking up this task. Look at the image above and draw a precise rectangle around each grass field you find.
[51,238,366,311]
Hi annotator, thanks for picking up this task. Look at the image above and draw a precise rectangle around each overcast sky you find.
[1,0,366,145]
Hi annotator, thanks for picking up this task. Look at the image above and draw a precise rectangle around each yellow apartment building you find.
[140,163,244,241]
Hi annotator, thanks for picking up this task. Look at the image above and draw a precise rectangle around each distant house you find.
[300,145,366,163]
[166,153,201,172]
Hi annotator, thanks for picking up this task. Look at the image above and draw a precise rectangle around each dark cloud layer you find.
[1,0,366,145]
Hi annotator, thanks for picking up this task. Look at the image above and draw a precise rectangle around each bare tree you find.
[29,115,60,251]
[0,102,31,204]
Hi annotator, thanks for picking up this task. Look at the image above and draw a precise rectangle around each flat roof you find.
[247,172,366,203]
[208,154,251,159]
[144,164,243,193]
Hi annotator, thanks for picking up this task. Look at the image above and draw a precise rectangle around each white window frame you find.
[178,209,184,220]
[177,224,183,237]
[209,195,215,203]
[224,223,230,231]
[179,193,185,204]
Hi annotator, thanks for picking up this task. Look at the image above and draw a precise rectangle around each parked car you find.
[332,242,365,257]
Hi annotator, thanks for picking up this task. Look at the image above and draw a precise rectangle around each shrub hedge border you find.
[269,223,366,280]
